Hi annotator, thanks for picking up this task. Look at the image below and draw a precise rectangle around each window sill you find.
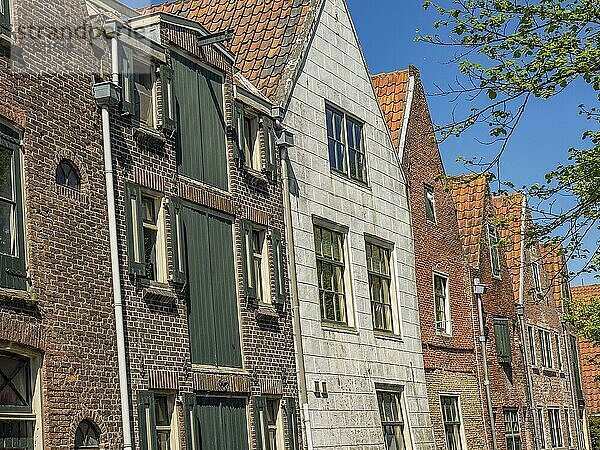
[243,167,269,185]
[435,331,453,339]
[329,169,371,191]
[256,304,279,320]
[140,281,177,304]
[0,287,34,304]
[191,365,248,376]
[374,330,403,342]
[321,321,359,335]
[133,125,166,146]
[0,31,12,48]
[542,367,558,376]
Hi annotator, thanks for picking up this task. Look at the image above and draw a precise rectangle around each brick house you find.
[86,1,301,449]
[450,177,532,450]
[494,193,586,450]
[372,68,488,450]
[145,0,436,448]
[0,0,124,448]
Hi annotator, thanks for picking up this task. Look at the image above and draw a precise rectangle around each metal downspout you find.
[516,196,539,450]
[281,146,314,450]
[102,34,133,450]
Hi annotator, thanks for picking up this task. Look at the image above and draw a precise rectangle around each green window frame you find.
[494,318,512,365]
[313,224,348,325]
[0,122,26,291]
[0,0,11,37]
[504,409,522,450]
[285,397,299,450]
[366,241,394,332]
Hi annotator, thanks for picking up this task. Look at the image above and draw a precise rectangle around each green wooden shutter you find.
[0,0,10,36]
[125,183,145,276]
[254,397,269,450]
[169,197,186,283]
[286,397,299,450]
[160,64,176,132]
[0,126,27,291]
[263,117,277,181]
[120,45,135,116]
[271,229,284,305]
[182,393,197,450]
[233,102,246,165]
[241,220,256,301]
[494,318,511,364]
[224,397,250,450]
[137,391,158,450]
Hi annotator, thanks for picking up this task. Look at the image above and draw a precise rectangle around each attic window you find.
[56,160,80,191]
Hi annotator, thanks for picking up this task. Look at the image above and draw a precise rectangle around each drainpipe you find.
[474,277,499,450]
[516,195,539,450]
[278,124,314,450]
[92,30,133,450]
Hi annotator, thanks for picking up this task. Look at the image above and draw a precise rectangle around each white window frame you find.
[440,394,467,450]
[366,237,401,335]
[433,272,451,336]
[243,110,262,172]
[424,184,437,224]
[257,397,284,450]
[539,328,554,369]
[376,387,413,450]
[538,407,547,449]
[528,325,537,366]
[564,408,572,448]
[251,225,270,306]
[555,333,563,371]
[140,191,167,283]
[133,56,158,130]
[0,344,44,449]
[488,224,501,279]
[548,407,563,448]
[504,408,522,450]
[313,220,355,328]
[154,392,180,450]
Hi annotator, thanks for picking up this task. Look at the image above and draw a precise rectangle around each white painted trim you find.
[398,75,415,163]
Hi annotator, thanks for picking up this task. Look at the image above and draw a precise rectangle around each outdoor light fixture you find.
[473,277,488,295]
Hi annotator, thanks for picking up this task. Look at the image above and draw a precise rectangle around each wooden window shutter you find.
[263,116,277,181]
[0,0,10,35]
[160,64,176,132]
[169,197,186,284]
[233,102,246,164]
[137,391,158,450]
[241,220,256,300]
[182,393,198,450]
[0,126,27,291]
[125,183,145,276]
[494,318,512,364]
[120,45,135,116]
[286,397,299,450]
[271,228,285,305]
[253,396,269,450]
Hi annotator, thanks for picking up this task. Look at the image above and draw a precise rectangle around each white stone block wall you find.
[283,0,435,448]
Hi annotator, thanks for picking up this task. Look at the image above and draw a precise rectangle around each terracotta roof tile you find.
[492,193,525,302]
[144,0,321,102]
[572,284,600,414]
[541,242,568,308]
[371,69,410,150]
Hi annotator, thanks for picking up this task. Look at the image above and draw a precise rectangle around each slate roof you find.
[143,0,322,102]
[572,284,600,413]
[449,175,490,268]
[371,69,410,150]
[493,193,525,302]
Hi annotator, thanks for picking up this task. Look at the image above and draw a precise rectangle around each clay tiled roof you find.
[572,284,600,413]
[449,175,489,268]
[493,193,525,302]
[541,242,568,308]
[143,0,321,102]
[372,69,410,150]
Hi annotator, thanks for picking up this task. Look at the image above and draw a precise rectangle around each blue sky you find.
[124,0,598,284]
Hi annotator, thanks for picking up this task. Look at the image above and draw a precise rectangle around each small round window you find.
[56,160,80,191]
[75,420,100,449]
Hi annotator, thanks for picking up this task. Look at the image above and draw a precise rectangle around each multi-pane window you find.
[0,123,26,291]
[55,160,80,191]
[441,396,464,450]
[314,225,347,324]
[133,58,157,129]
[531,261,542,293]
[252,228,269,304]
[377,390,408,450]
[255,397,283,450]
[555,333,563,371]
[539,329,554,369]
[548,408,563,448]
[75,420,100,449]
[494,318,512,365]
[326,105,367,183]
[366,242,393,332]
[243,113,261,171]
[528,325,537,366]
[0,351,41,448]
[488,224,501,278]
[424,185,436,223]
[434,273,450,334]
[538,408,547,449]
[137,391,178,450]
[504,409,522,450]
[126,185,166,282]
